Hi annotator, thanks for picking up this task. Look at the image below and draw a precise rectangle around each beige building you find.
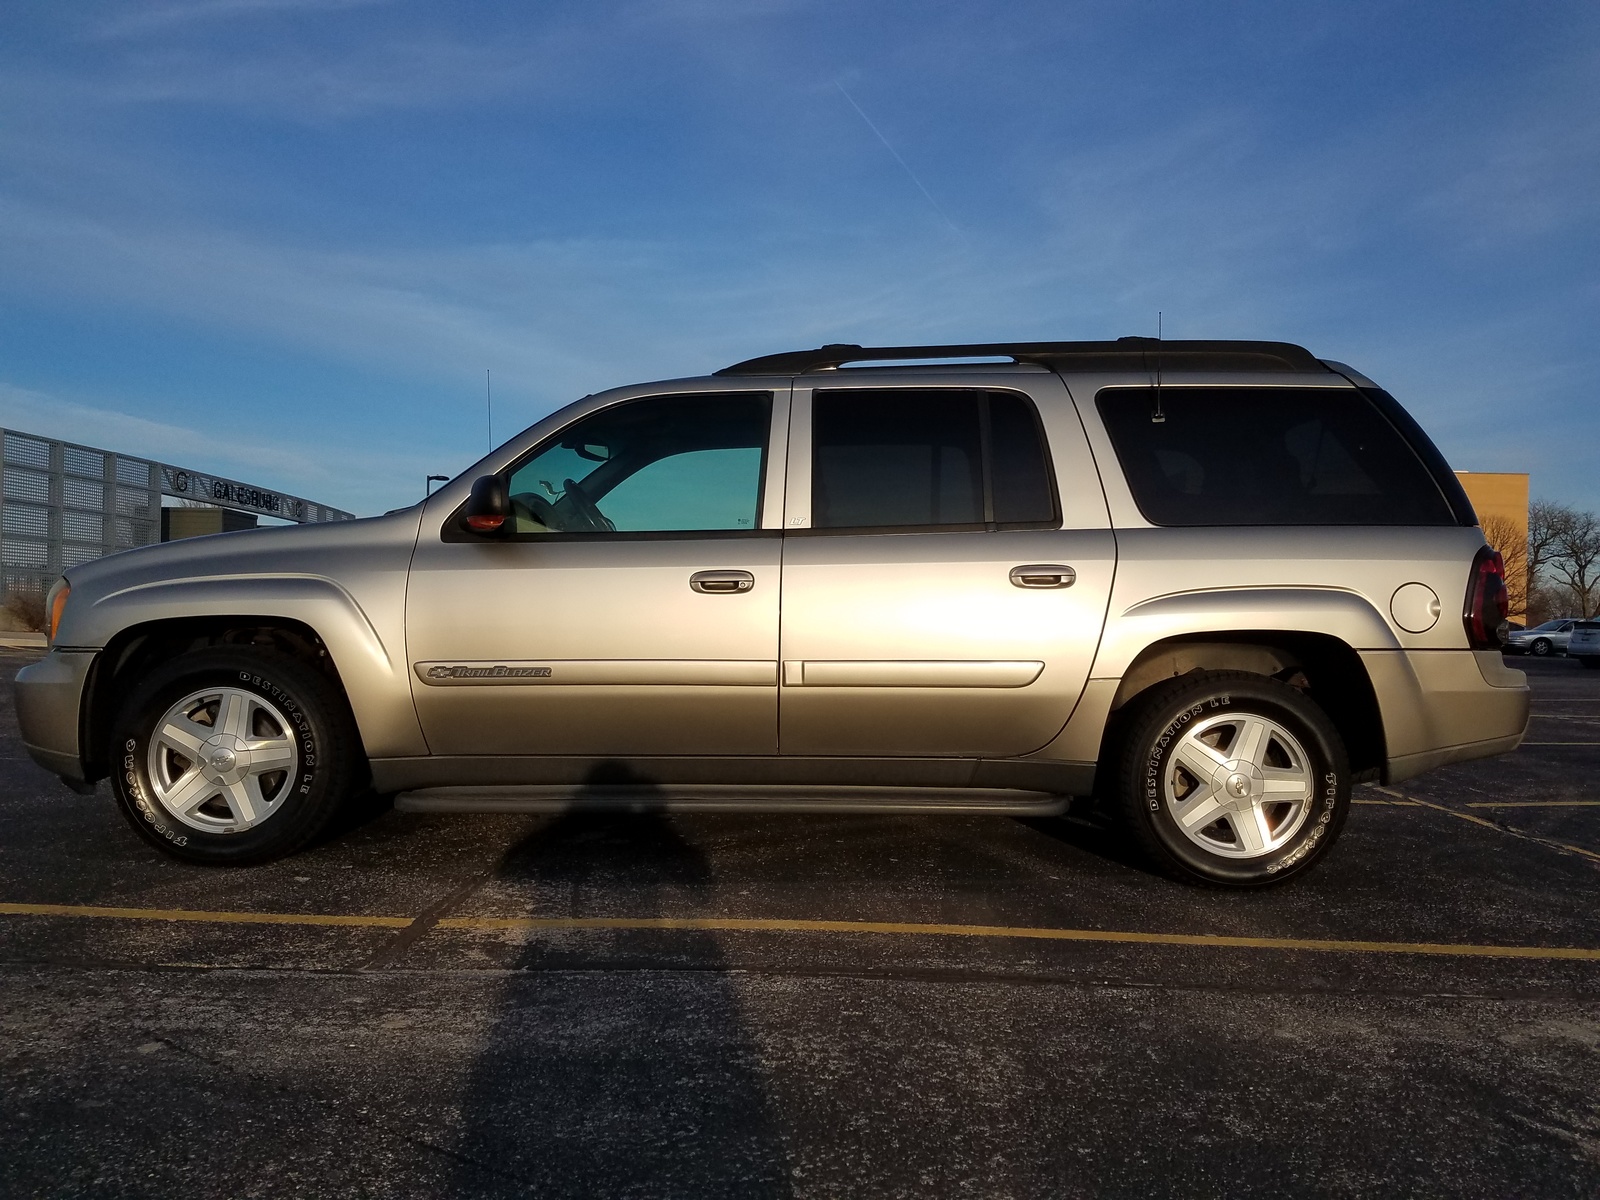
[1455,471,1529,622]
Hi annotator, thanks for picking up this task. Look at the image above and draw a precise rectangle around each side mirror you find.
[461,475,510,535]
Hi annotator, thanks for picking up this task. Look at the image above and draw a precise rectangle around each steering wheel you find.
[561,478,615,532]
[509,492,559,532]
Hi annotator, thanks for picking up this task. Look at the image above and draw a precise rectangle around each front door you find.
[778,378,1114,758]
[407,389,785,757]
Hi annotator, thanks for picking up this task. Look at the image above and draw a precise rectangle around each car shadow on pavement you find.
[448,763,793,1197]
[1017,800,1152,876]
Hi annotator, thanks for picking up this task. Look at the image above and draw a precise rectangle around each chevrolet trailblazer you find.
[17,339,1528,886]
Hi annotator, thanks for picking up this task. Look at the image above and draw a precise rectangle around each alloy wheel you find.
[1162,711,1314,858]
[146,686,300,833]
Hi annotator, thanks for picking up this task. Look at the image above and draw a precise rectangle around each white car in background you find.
[1503,619,1579,657]
[1568,620,1600,669]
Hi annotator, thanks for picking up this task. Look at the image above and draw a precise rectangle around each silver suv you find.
[17,339,1529,886]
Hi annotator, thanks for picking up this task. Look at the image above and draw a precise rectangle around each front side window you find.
[810,388,1057,532]
[1096,386,1456,527]
[505,392,770,535]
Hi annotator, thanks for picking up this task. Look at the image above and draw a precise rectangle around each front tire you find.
[110,648,362,865]
[1530,638,1553,657]
[1109,671,1350,887]
[1581,657,1600,671]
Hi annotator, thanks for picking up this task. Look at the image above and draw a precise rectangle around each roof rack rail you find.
[715,337,1326,376]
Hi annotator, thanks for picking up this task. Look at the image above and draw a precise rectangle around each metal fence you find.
[1,428,356,595]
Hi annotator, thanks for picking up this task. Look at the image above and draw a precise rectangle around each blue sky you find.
[1,0,1596,516]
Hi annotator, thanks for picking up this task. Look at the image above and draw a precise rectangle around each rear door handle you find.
[690,570,755,594]
[1009,564,1076,589]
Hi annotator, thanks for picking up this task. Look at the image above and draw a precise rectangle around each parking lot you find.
[1,649,1597,1198]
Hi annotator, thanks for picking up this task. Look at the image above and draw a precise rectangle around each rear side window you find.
[811,389,1058,531]
[1096,386,1456,526]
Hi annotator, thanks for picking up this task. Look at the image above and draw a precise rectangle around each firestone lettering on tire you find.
[121,737,189,846]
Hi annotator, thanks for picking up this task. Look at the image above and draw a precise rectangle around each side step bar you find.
[394,784,1071,817]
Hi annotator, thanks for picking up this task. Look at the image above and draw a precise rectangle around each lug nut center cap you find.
[200,735,249,782]
[1226,772,1251,798]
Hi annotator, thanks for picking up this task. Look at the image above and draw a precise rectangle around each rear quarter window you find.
[1096,386,1457,526]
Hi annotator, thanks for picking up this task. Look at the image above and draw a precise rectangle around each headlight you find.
[46,578,70,646]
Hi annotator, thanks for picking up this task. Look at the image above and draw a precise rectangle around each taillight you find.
[1463,545,1509,649]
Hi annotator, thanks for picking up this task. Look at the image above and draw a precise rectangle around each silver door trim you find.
[783,660,1044,688]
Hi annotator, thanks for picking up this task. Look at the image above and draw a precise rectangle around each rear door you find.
[777,372,1115,757]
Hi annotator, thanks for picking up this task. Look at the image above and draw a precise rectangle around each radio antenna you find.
[1151,311,1166,423]
[485,369,493,450]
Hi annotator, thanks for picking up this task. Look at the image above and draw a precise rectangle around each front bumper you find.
[1361,648,1530,784]
[15,649,97,784]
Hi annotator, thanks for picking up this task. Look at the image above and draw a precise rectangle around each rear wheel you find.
[1109,670,1350,886]
[1581,657,1600,671]
[109,647,362,864]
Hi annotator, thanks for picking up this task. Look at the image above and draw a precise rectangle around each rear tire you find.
[1109,670,1350,887]
[1581,657,1600,671]
[109,647,363,865]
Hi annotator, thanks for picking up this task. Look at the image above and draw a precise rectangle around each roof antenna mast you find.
[1151,311,1166,424]
[485,369,493,450]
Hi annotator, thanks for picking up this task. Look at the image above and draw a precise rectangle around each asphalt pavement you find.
[2,649,1597,1198]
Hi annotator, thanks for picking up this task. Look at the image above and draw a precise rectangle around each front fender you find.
[73,574,426,759]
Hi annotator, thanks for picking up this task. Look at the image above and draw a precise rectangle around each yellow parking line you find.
[433,915,1600,959]
[1352,798,1422,806]
[0,902,411,928]
[1,900,1597,961]
[1466,801,1600,808]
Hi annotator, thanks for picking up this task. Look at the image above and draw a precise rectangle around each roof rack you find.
[715,337,1326,376]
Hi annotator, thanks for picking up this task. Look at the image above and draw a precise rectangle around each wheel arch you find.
[81,615,357,782]
[1103,631,1386,780]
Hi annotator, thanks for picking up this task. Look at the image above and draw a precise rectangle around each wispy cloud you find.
[833,80,962,237]
[96,0,394,39]
[0,1,1594,514]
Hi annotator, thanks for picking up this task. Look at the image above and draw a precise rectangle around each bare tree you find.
[1548,509,1600,618]
[1479,513,1529,619]
[1527,500,1572,593]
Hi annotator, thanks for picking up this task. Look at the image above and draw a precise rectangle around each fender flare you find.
[76,574,422,759]
[1094,587,1399,680]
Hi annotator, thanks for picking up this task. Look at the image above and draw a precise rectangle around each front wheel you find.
[1530,638,1553,657]
[110,648,363,865]
[1581,657,1600,671]
[1109,670,1350,887]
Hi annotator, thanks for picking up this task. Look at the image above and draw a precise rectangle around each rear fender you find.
[1094,587,1399,678]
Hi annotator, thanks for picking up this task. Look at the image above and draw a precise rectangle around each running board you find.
[393,784,1071,817]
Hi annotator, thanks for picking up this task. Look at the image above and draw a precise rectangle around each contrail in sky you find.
[835,80,962,236]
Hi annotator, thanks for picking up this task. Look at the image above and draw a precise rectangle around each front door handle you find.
[1009,564,1076,589]
[690,570,755,594]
